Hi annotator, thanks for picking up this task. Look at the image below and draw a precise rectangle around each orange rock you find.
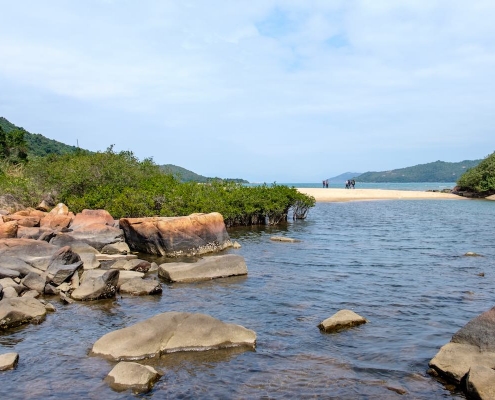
[0,221,18,239]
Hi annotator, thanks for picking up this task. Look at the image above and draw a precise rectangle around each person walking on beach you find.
[322,180,325,188]
[325,179,329,188]
[351,179,355,189]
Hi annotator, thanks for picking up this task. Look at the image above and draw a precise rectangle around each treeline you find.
[356,160,481,183]
[160,164,249,184]
[456,151,495,195]
[0,147,315,226]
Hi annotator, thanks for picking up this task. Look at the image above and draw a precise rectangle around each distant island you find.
[354,160,481,183]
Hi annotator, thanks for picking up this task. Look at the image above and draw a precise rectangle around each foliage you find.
[456,151,495,194]
[0,148,315,225]
[0,126,28,165]
[0,117,79,158]
[356,160,481,183]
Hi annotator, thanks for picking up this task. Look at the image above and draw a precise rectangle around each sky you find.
[1,0,494,182]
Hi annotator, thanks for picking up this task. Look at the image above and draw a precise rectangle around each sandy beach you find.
[297,188,465,202]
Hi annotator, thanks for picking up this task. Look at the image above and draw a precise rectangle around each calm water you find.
[1,199,494,399]
[281,182,457,191]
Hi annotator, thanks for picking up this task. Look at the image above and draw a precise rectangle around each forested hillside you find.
[356,160,481,182]
[161,164,248,183]
[0,117,79,157]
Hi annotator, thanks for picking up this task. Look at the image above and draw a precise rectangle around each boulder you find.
[113,259,151,273]
[104,361,161,393]
[0,297,47,329]
[0,352,19,371]
[2,287,18,298]
[0,221,18,239]
[119,212,233,256]
[91,312,256,360]
[79,253,101,270]
[119,279,162,296]
[0,267,20,279]
[466,364,495,400]
[3,215,40,228]
[0,256,39,277]
[429,306,495,387]
[40,214,72,230]
[0,238,63,272]
[101,242,130,255]
[70,209,115,230]
[52,225,124,252]
[48,203,69,216]
[22,272,46,293]
[16,226,55,241]
[21,290,40,298]
[0,278,24,295]
[43,246,83,286]
[0,194,24,214]
[71,269,119,301]
[318,310,368,333]
[158,254,248,283]
[81,269,143,288]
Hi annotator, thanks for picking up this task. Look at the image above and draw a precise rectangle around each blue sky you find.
[1,1,494,182]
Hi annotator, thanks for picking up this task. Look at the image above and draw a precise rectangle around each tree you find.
[0,126,28,164]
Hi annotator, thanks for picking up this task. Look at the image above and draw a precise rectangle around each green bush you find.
[0,148,315,225]
[457,151,495,194]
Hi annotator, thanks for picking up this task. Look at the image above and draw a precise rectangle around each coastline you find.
[296,188,466,202]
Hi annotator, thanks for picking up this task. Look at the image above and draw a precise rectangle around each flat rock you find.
[105,361,161,393]
[0,256,39,277]
[101,242,130,255]
[0,238,62,272]
[466,364,495,400]
[113,259,151,272]
[81,269,143,288]
[80,253,101,270]
[0,297,47,330]
[318,309,368,333]
[0,267,20,279]
[0,352,19,371]
[92,312,256,360]
[95,254,137,261]
[270,236,300,243]
[120,212,233,256]
[158,254,248,283]
[119,279,162,296]
[71,269,119,301]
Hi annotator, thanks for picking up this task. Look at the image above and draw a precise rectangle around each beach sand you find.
[297,188,465,202]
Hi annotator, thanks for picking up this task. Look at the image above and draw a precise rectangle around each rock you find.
[52,225,125,252]
[452,306,495,352]
[2,287,18,298]
[57,282,71,293]
[101,242,130,255]
[119,279,162,296]
[0,195,24,214]
[0,221,18,239]
[0,256,39,277]
[91,312,256,361]
[0,278,24,294]
[81,269,143,288]
[232,241,242,249]
[0,267,20,279]
[36,200,50,212]
[270,236,300,243]
[465,364,495,399]
[21,290,40,298]
[70,209,115,229]
[0,297,47,329]
[16,226,55,241]
[0,352,19,371]
[40,214,72,230]
[71,269,119,301]
[464,252,483,257]
[318,309,368,333]
[429,306,495,385]
[158,254,248,283]
[44,284,60,295]
[115,259,151,273]
[60,292,75,304]
[0,238,63,272]
[22,272,46,293]
[79,253,101,270]
[120,212,233,256]
[105,361,161,393]
[3,215,40,228]
[48,203,69,216]
[43,246,83,286]
[95,254,137,261]
[148,262,158,273]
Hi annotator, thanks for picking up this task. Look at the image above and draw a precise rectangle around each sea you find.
[1,183,494,399]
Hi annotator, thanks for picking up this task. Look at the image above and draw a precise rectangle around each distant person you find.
[325,179,329,188]
[351,179,355,189]
[322,180,325,188]
[345,180,350,189]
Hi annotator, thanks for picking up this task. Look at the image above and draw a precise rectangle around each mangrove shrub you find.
[456,151,495,194]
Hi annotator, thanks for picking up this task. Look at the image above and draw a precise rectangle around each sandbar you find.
[297,188,465,202]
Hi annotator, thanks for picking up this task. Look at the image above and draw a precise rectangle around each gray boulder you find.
[0,297,47,330]
[0,352,19,371]
[81,269,143,288]
[158,254,248,283]
[43,246,83,286]
[0,256,39,277]
[119,279,162,296]
[113,259,151,273]
[71,269,119,301]
[0,238,62,272]
[91,312,256,360]
[2,287,18,298]
[104,361,161,393]
[22,272,46,293]
[0,267,20,279]
[101,242,130,255]
[452,306,495,352]
[318,309,368,333]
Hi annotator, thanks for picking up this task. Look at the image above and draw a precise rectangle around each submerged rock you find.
[92,312,256,361]
[119,212,232,256]
[158,254,248,283]
[105,361,161,393]
[270,236,300,243]
[318,309,368,333]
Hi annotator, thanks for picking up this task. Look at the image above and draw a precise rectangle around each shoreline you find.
[296,188,466,202]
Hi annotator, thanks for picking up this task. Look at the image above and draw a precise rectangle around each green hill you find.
[161,164,248,183]
[356,160,482,183]
[0,117,79,157]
